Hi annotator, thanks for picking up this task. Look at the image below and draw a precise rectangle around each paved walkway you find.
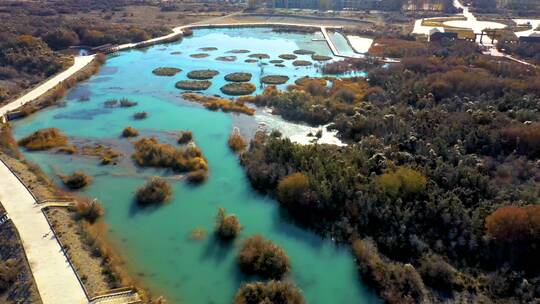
[0,55,95,117]
[0,159,88,304]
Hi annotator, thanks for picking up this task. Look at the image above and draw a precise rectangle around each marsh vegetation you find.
[237,235,290,279]
[136,176,173,206]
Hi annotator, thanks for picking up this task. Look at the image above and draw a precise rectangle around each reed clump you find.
[61,171,92,190]
[186,170,208,184]
[177,131,193,144]
[215,207,241,240]
[228,129,247,152]
[237,235,291,279]
[136,176,173,206]
[18,128,67,151]
[132,137,208,173]
[133,112,148,120]
[122,126,139,138]
[182,93,255,115]
[72,198,104,223]
[234,280,305,304]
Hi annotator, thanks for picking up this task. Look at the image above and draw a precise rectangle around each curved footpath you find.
[0,159,88,304]
[0,55,95,117]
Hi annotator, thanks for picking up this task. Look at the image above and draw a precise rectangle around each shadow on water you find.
[53,108,112,120]
[270,205,327,252]
[200,234,235,265]
[128,199,164,217]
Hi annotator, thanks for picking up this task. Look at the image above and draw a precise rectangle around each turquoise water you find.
[12,28,379,304]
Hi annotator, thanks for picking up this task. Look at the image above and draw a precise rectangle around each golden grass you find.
[182,93,255,115]
[18,128,68,151]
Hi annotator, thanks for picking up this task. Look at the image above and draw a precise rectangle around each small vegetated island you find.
[199,47,218,51]
[260,75,290,85]
[248,53,270,59]
[189,53,209,58]
[311,54,332,61]
[227,49,250,54]
[224,72,252,82]
[152,67,182,76]
[220,83,256,96]
[279,54,297,60]
[175,80,212,91]
[293,49,315,55]
[215,56,237,62]
[292,60,312,66]
[186,69,219,80]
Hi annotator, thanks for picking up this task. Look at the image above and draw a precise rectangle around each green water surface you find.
[12,28,378,304]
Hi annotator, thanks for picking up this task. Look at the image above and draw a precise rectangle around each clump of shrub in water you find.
[132,137,208,173]
[178,130,193,144]
[237,235,290,279]
[133,112,148,120]
[104,98,138,108]
[186,170,207,184]
[215,207,241,240]
[228,129,246,152]
[234,280,305,304]
[18,128,67,151]
[72,198,104,223]
[122,126,139,138]
[136,176,173,206]
[61,171,92,190]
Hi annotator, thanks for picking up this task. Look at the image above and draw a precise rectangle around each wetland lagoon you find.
[12,27,378,303]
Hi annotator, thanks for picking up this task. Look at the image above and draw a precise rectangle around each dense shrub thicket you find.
[234,280,305,304]
[61,171,92,189]
[237,235,291,279]
[240,38,540,303]
[18,128,68,150]
[132,137,208,174]
[136,176,172,206]
[215,208,241,240]
[72,198,105,223]
[228,129,247,152]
